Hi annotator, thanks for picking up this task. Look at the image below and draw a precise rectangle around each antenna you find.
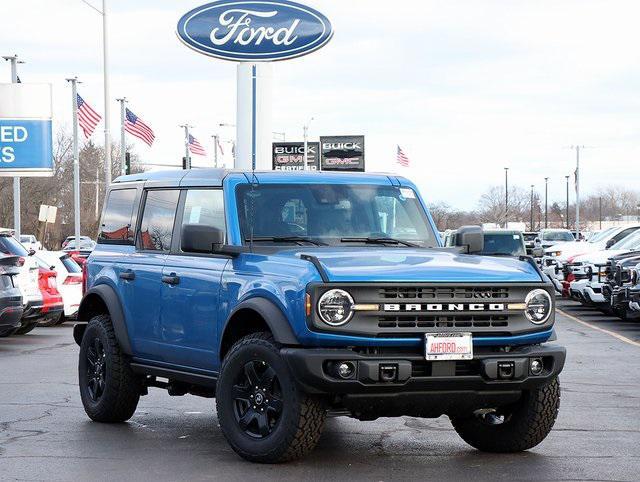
[248,64,259,250]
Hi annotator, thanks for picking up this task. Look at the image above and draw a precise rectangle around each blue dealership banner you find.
[177,0,333,61]
[0,119,53,176]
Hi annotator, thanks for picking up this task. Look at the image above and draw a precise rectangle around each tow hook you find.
[379,364,398,382]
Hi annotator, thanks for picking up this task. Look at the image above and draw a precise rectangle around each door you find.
[159,189,228,371]
[123,189,181,362]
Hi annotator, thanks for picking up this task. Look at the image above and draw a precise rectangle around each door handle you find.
[119,271,135,281]
[162,274,180,285]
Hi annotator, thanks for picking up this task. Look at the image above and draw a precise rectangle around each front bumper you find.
[282,343,566,397]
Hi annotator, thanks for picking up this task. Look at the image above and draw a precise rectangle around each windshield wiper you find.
[244,236,326,246]
[340,236,420,247]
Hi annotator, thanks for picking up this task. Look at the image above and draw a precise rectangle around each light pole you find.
[571,145,585,237]
[544,177,549,228]
[530,184,534,231]
[565,175,570,229]
[66,77,82,244]
[80,0,111,187]
[116,97,127,175]
[504,167,509,228]
[599,197,603,230]
[303,117,314,171]
[2,54,24,237]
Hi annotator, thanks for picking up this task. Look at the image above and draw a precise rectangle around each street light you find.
[544,177,549,228]
[530,184,535,231]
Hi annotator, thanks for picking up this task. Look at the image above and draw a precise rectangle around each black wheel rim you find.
[86,337,106,402]
[232,360,283,438]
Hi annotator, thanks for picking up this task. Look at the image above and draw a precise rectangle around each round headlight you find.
[524,289,552,324]
[317,289,354,326]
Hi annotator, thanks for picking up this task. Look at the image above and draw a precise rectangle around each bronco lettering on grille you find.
[383,303,505,312]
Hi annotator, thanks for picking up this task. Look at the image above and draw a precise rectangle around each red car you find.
[36,264,64,326]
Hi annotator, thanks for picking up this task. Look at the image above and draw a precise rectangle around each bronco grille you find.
[378,315,509,329]
[378,287,509,300]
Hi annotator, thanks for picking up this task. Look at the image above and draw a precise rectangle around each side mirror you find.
[181,224,225,254]
[606,239,616,249]
[455,225,484,254]
[28,249,36,256]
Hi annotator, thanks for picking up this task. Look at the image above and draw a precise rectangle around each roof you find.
[113,169,409,187]
[483,229,522,235]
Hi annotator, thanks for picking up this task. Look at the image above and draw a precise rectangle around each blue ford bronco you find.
[74,169,565,463]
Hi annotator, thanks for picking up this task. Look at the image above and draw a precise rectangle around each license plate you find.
[425,332,473,361]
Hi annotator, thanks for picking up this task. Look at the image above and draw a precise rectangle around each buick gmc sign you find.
[272,142,319,170]
[177,0,333,61]
[320,135,365,172]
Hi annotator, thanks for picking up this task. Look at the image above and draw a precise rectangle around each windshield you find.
[588,228,614,243]
[611,230,640,250]
[541,230,575,242]
[0,235,29,256]
[236,184,437,247]
[523,233,538,242]
[481,233,526,256]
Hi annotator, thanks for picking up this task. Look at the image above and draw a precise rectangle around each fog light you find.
[337,362,355,379]
[530,358,543,375]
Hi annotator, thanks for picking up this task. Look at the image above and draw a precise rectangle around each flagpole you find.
[3,54,23,237]
[66,77,81,245]
[181,125,191,169]
[211,134,219,168]
[117,97,127,175]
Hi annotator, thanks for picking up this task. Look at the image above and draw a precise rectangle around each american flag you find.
[76,94,102,139]
[396,145,410,167]
[125,108,155,147]
[188,134,207,156]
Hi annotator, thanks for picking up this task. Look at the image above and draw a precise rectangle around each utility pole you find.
[544,177,549,228]
[181,125,192,169]
[504,167,509,228]
[303,117,313,171]
[211,134,219,168]
[565,175,570,229]
[3,54,24,237]
[530,184,534,231]
[66,77,82,244]
[599,197,602,230]
[116,97,127,175]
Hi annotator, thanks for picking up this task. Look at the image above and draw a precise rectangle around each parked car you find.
[538,229,575,249]
[73,169,565,463]
[522,232,541,256]
[63,239,96,266]
[35,251,83,323]
[0,255,24,337]
[33,258,64,327]
[20,234,42,251]
[0,232,43,335]
[61,235,93,249]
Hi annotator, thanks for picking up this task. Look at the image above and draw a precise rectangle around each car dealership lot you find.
[1,305,639,482]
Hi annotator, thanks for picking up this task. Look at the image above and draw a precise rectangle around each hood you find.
[546,241,601,260]
[283,247,543,283]
[571,249,627,265]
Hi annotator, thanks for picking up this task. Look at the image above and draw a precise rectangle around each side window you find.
[611,228,638,244]
[138,190,180,251]
[180,190,226,243]
[99,188,137,243]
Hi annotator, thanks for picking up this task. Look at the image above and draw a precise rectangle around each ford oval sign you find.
[177,0,333,61]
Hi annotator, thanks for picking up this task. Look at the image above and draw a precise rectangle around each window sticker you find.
[189,206,202,224]
[400,188,416,199]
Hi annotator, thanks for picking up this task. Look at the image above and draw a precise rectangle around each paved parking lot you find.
[1,302,639,481]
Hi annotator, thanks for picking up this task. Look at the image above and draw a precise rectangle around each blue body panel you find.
[87,170,551,373]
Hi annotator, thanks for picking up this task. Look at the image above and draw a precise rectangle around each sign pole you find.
[66,77,81,245]
[116,97,126,175]
[3,55,22,237]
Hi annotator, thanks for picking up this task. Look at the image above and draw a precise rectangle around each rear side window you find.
[181,189,225,233]
[99,189,137,243]
[139,190,180,251]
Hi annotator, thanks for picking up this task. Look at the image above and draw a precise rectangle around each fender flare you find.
[223,297,299,346]
[76,284,133,355]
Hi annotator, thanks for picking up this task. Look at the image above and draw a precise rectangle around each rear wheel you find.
[38,313,63,327]
[14,319,39,335]
[79,314,141,422]
[216,332,326,463]
[451,377,560,452]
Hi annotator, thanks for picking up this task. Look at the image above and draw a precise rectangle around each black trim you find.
[300,254,329,282]
[223,298,299,346]
[78,285,133,355]
[130,362,218,388]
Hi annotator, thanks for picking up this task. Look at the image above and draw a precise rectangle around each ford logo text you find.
[177,0,334,62]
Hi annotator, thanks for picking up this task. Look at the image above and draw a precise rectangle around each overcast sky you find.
[4,0,640,209]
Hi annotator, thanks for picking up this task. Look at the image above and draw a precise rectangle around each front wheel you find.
[78,314,141,422]
[450,377,560,452]
[216,332,326,463]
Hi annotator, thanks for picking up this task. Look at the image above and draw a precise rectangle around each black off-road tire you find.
[216,332,326,463]
[451,377,560,452]
[79,314,141,423]
[14,319,39,335]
